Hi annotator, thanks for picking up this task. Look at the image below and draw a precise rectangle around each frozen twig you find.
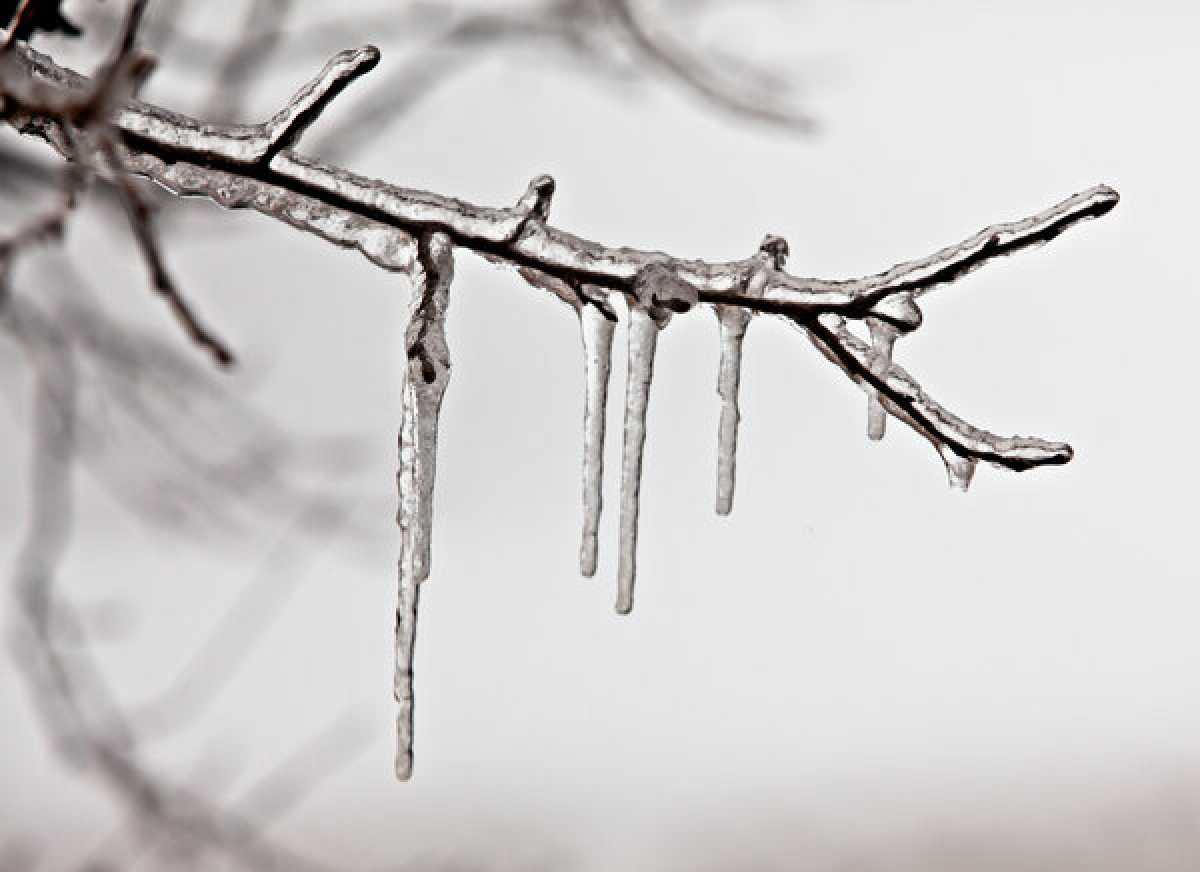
[2,34,1118,778]
[8,43,1116,332]
[804,314,1073,472]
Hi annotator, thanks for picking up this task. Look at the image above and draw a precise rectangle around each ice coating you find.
[804,313,1071,472]
[122,46,379,164]
[394,231,454,780]
[784,185,1121,306]
[14,43,1117,324]
[865,316,899,441]
[120,152,416,273]
[616,307,660,615]
[578,301,615,578]
[262,46,381,154]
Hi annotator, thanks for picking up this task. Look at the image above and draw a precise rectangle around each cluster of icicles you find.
[392,234,928,779]
[392,243,758,778]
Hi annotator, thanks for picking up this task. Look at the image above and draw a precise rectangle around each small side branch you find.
[795,186,1119,302]
[262,45,379,159]
[804,314,1072,472]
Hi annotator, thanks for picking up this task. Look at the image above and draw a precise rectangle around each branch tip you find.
[633,262,698,322]
[515,173,555,223]
[759,234,789,270]
[264,44,382,156]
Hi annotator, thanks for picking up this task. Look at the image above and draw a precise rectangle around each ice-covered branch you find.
[804,314,1073,477]
[8,44,1115,330]
[262,44,379,158]
[2,37,1119,779]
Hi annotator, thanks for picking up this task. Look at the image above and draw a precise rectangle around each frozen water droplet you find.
[616,307,659,615]
[579,301,615,578]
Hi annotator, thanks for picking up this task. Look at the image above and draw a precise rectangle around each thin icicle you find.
[939,443,978,492]
[394,394,420,780]
[865,316,899,441]
[578,299,615,578]
[714,305,750,515]
[613,264,698,613]
[616,306,660,615]
[395,231,454,781]
[713,236,786,514]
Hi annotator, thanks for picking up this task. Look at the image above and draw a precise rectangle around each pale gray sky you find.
[2,1,1198,869]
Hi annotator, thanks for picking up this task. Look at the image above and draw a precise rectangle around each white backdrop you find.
[2,1,1198,869]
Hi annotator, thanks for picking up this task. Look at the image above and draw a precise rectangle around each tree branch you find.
[5,43,1112,324]
[3,35,1120,537]
[2,33,1119,778]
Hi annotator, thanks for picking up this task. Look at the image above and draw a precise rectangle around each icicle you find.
[578,299,615,578]
[939,443,978,492]
[394,392,420,780]
[614,264,698,614]
[865,316,899,441]
[395,231,454,781]
[616,306,659,615]
[714,235,787,515]
[714,306,750,516]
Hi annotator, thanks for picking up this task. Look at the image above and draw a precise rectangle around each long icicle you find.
[579,298,615,578]
[616,306,659,615]
[714,236,787,514]
[395,230,453,781]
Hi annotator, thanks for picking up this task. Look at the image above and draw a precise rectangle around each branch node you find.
[870,291,922,331]
[632,262,698,326]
